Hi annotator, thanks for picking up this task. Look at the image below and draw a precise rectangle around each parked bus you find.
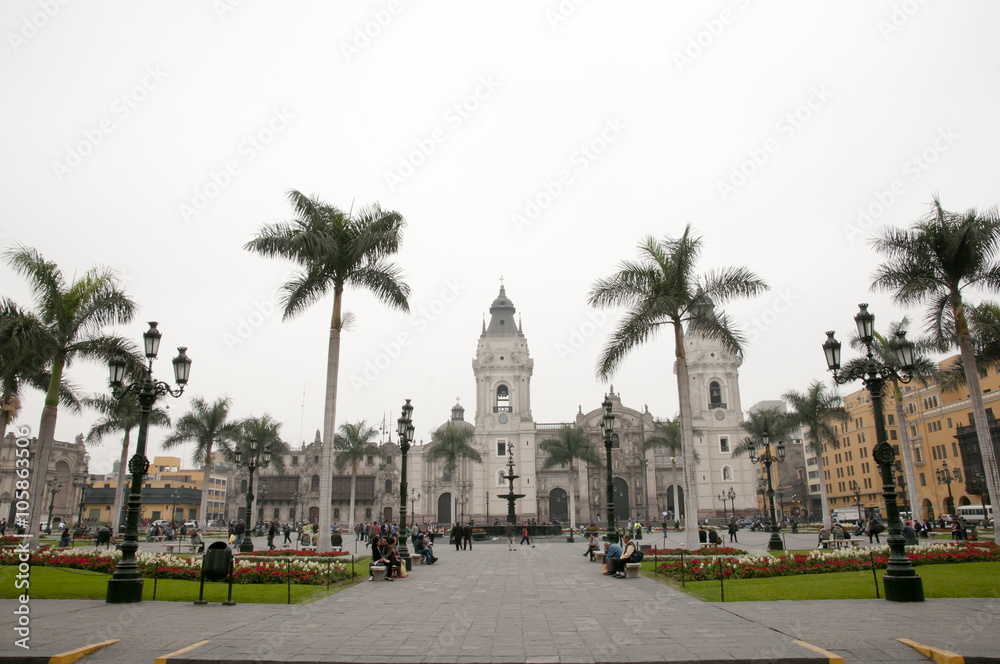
[956,504,993,524]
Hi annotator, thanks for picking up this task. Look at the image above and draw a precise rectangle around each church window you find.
[719,437,729,453]
[367,455,373,465]
[495,385,510,412]
[497,440,506,456]
[386,455,392,465]
[443,466,451,482]
[709,381,725,409]
[334,508,340,520]
[365,508,372,519]
[310,475,319,490]
[385,479,392,493]
[611,433,620,449]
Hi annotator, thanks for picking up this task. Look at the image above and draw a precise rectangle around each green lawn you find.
[0,566,362,604]
[644,561,1000,601]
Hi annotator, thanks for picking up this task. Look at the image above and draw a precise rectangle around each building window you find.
[386,455,393,465]
[365,508,372,519]
[709,381,724,408]
[920,473,926,486]
[367,455,374,465]
[334,508,340,520]
[273,507,280,519]
[611,433,620,449]
[952,442,958,457]
[719,437,729,453]
[443,466,451,482]
[889,429,897,440]
[311,475,319,490]
[496,385,510,412]
[291,456,298,466]
[385,479,392,493]
[497,440,506,456]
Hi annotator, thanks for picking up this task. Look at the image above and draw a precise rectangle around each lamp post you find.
[409,488,420,528]
[896,474,911,518]
[824,303,924,602]
[169,490,180,526]
[486,490,490,526]
[233,437,272,552]
[640,457,650,524]
[75,475,94,527]
[776,487,786,524]
[601,396,616,541]
[937,461,956,516]
[717,490,729,522]
[719,486,736,521]
[850,480,862,522]
[106,321,191,604]
[757,477,767,513]
[396,399,414,570]
[258,482,268,527]
[45,480,62,534]
[292,491,301,527]
[748,427,785,551]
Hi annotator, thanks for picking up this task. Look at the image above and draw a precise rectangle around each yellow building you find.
[824,356,1000,521]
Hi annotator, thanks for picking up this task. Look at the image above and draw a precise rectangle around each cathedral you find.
[400,284,759,526]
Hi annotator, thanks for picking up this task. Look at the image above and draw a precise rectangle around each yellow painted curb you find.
[155,640,210,664]
[898,638,965,664]
[793,640,844,664]
[48,639,119,664]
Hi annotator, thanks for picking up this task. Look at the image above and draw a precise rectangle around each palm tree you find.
[538,424,602,534]
[160,396,241,528]
[589,226,769,549]
[332,420,379,535]
[642,417,701,521]
[3,245,137,540]
[426,422,482,524]
[939,301,1000,390]
[230,414,290,530]
[0,299,81,442]
[871,195,1000,544]
[83,393,170,531]
[731,407,798,532]
[844,318,938,522]
[783,382,849,528]
[244,190,410,551]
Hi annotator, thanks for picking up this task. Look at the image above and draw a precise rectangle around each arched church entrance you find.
[548,488,568,523]
[666,485,685,519]
[308,506,319,523]
[613,477,629,524]
[438,492,452,523]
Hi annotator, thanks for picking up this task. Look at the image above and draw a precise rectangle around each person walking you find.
[234,519,246,549]
[505,521,516,550]
[866,516,882,544]
[727,520,738,544]
[463,522,473,550]
[520,522,531,547]
[267,521,277,550]
[453,523,462,551]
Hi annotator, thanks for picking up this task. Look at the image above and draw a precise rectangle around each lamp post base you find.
[883,572,925,602]
[240,539,254,553]
[106,578,144,604]
[767,531,784,551]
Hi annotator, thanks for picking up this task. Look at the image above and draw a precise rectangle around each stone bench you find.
[819,538,865,550]
[164,543,201,554]
[147,535,166,542]
[594,551,606,564]
[371,565,387,581]
[624,563,641,579]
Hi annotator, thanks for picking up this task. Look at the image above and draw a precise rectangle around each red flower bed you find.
[239,549,348,558]
[648,546,747,556]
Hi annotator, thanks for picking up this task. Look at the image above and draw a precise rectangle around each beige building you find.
[1,432,89,527]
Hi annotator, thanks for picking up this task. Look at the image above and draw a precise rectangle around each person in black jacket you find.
[463,522,473,550]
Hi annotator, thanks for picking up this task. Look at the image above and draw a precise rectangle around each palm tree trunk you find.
[318,289,344,554]
[29,361,63,546]
[956,326,1000,545]
[348,465,357,535]
[892,386,921,521]
[815,451,831,529]
[674,324,700,550]
[199,444,212,529]
[111,430,132,532]
[568,457,576,532]
[672,458,678,523]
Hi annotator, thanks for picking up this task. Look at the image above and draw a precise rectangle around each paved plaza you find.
[1,533,998,663]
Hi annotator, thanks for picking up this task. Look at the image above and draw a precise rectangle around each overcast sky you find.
[3,1,998,475]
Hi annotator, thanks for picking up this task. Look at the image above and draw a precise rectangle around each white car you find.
[183,521,198,529]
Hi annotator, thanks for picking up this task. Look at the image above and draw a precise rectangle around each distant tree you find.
[229,414,290,528]
[427,423,482,523]
[333,420,379,535]
[539,424,602,532]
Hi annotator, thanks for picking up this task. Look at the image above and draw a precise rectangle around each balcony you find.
[493,406,512,413]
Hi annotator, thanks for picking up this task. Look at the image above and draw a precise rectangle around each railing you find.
[493,406,512,413]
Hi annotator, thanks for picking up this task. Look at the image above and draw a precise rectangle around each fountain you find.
[501,441,525,524]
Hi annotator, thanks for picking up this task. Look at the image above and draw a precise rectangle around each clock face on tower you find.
[714,410,725,421]
[498,413,508,424]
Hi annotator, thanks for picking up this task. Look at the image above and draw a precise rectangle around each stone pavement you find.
[1,538,998,663]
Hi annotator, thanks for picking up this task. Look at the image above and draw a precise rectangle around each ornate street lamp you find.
[896,474,911,517]
[409,488,421,528]
[233,437,272,552]
[75,475,94,527]
[717,490,729,522]
[396,399,414,569]
[45,480,62,534]
[776,487,786,523]
[748,426,785,551]
[850,480,862,522]
[824,303,924,602]
[106,322,190,604]
[937,461,956,516]
[720,486,736,520]
[601,396,616,541]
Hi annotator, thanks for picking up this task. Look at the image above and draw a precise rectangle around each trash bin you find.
[698,529,707,544]
[96,527,111,546]
[330,532,343,548]
[202,541,233,582]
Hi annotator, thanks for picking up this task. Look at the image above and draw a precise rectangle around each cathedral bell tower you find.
[472,283,537,520]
